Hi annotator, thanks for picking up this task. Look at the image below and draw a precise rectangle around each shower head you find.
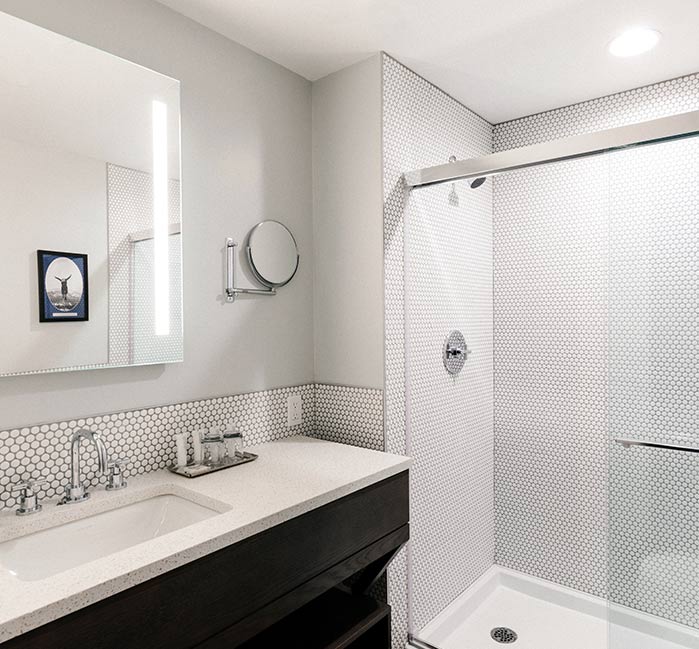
[447,157,486,189]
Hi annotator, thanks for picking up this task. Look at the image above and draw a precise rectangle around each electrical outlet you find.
[287,394,302,427]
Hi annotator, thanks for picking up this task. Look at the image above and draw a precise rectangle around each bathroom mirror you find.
[0,12,182,376]
[246,221,300,288]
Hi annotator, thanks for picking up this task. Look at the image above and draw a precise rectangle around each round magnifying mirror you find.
[246,220,299,288]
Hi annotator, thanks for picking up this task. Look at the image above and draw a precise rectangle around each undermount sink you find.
[0,494,219,581]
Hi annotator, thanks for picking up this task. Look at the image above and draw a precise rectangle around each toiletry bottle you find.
[192,429,204,464]
[175,433,188,467]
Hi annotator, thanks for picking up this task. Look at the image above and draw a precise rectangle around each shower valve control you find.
[443,330,470,375]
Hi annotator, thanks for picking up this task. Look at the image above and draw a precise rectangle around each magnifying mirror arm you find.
[225,238,277,303]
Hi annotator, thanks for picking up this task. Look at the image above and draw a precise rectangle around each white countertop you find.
[0,435,411,642]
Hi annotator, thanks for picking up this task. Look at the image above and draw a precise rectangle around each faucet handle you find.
[12,478,47,516]
[12,477,47,493]
[106,458,129,491]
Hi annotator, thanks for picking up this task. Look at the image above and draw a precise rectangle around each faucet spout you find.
[61,428,110,505]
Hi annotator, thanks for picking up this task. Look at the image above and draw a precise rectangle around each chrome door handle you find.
[615,438,699,454]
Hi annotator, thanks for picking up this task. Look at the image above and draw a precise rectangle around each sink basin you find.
[0,494,218,581]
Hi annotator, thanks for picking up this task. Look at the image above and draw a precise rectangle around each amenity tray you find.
[168,452,258,478]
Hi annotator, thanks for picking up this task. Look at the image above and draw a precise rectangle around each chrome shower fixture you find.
[448,156,485,189]
[406,110,699,189]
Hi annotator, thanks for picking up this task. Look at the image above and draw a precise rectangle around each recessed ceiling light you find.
[608,27,661,57]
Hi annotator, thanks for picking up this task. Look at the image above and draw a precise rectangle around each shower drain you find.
[490,627,518,644]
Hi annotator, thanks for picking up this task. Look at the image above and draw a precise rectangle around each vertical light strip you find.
[152,100,169,336]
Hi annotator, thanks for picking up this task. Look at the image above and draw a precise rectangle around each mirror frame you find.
[245,220,300,289]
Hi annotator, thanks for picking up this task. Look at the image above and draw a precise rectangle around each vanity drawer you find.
[3,470,409,649]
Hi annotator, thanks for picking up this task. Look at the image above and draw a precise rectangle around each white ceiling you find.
[155,0,699,123]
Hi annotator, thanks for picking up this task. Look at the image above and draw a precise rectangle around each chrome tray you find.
[167,451,258,478]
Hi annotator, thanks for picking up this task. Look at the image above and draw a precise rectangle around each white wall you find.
[311,56,384,389]
[0,136,109,374]
[0,0,313,429]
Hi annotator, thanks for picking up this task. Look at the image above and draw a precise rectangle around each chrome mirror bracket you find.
[225,238,277,303]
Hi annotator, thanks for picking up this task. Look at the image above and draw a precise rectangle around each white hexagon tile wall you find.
[382,53,495,646]
[313,384,384,451]
[493,72,699,626]
[0,383,384,511]
[383,55,699,645]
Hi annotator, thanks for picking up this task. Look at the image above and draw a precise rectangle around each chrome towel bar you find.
[614,438,699,454]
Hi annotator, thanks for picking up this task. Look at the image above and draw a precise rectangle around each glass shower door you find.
[403,172,495,648]
[405,153,612,649]
[402,122,699,649]
[607,134,699,649]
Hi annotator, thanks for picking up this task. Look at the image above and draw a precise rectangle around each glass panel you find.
[403,128,698,649]
[607,134,699,649]
[406,154,612,648]
[403,174,494,647]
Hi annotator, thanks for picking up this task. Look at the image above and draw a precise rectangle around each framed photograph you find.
[37,250,89,322]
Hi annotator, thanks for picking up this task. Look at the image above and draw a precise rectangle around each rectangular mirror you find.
[0,12,182,376]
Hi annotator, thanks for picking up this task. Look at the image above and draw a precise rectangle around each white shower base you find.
[413,566,699,649]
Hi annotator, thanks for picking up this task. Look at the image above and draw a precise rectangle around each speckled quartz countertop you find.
[0,435,411,642]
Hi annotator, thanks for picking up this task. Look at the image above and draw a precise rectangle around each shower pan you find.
[401,111,699,649]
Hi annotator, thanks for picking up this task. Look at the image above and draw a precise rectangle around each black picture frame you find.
[37,250,89,323]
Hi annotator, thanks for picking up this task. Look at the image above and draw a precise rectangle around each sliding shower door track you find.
[404,109,699,188]
[408,633,442,649]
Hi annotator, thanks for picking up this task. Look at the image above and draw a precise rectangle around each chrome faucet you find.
[12,478,47,515]
[59,429,109,505]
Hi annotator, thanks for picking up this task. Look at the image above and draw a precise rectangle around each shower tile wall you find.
[493,156,610,596]
[607,135,699,627]
[493,72,699,623]
[382,54,494,641]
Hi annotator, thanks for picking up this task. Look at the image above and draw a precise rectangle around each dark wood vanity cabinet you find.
[3,471,409,649]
